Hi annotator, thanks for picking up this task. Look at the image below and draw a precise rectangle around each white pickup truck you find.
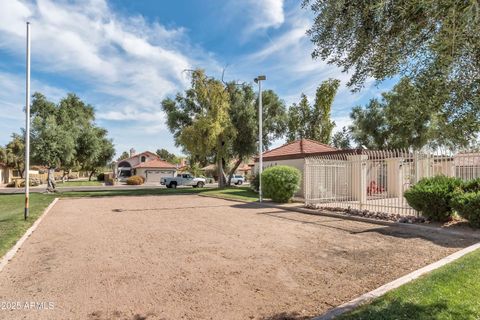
[161,174,206,188]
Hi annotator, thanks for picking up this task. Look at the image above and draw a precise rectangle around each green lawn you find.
[0,193,56,257]
[201,187,259,202]
[0,186,257,258]
[56,180,103,187]
[339,249,480,320]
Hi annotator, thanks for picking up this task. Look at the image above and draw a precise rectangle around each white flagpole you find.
[24,21,31,220]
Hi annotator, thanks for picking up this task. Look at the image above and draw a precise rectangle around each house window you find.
[141,156,146,162]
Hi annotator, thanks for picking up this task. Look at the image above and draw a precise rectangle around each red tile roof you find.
[134,159,177,169]
[123,151,159,162]
[256,139,337,161]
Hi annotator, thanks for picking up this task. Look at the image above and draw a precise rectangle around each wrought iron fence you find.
[304,149,480,216]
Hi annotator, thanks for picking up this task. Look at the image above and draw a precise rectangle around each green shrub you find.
[452,191,480,228]
[461,178,480,192]
[126,175,144,185]
[97,173,105,181]
[261,166,301,203]
[404,175,463,222]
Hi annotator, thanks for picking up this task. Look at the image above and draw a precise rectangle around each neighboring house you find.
[115,149,177,183]
[254,139,337,197]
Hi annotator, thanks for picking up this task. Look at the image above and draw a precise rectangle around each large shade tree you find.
[304,0,480,148]
[162,69,233,187]
[162,69,287,187]
[30,92,114,190]
[2,133,25,178]
[287,79,340,143]
[350,77,477,149]
[77,126,115,180]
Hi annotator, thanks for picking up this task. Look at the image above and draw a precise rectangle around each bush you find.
[461,178,480,192]
[452,191,480,227]
[261,166,301,203]
[404,175,463,222]
[126,175,144,185]
[96,173,105,181]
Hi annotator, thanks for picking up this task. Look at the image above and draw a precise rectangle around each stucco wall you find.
[126,153,157,168]
[135,168,176,182]
[254,158,305,197]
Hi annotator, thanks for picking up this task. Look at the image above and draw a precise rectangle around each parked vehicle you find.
[161,174,206,188]
[231,175,245,185]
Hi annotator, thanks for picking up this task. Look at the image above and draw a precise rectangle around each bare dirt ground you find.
[0,195,475,320]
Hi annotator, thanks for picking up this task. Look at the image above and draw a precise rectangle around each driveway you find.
[0,195,474,320]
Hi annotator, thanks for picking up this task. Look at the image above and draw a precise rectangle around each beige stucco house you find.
[254,139,337,197]
[115,149,177,183]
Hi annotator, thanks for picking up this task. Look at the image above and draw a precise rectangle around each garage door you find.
[145,170,174,183]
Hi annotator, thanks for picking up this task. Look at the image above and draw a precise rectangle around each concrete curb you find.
[313,241,480,319]
[0,197,59,273]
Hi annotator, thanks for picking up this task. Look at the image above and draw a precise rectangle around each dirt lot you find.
[0,195,475,320]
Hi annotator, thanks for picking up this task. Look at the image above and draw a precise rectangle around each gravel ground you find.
[0,195,475,320]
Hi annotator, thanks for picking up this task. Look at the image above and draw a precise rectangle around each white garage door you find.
[145,170,174,183]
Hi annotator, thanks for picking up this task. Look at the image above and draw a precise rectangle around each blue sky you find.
[0,0,394,156]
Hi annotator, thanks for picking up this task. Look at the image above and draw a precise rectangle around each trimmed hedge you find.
[97,173,105,181]
[404,175,463,222]
[126,175,144,185]
[452,191,480,228]
[261,166,301,203]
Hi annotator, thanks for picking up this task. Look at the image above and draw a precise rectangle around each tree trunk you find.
[227,158,243,186]
[88,170,96,181]
[217,155,227,188]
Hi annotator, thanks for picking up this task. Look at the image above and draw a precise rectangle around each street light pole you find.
[254,75,266,202]
[24,22,31,220]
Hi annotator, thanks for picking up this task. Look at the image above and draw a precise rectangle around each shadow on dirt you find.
[230,202,477,249]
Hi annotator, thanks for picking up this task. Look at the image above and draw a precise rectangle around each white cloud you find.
[245,0,285,32]
[0,0,219,123]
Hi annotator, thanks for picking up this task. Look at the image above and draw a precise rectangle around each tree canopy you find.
[350,77,478,150]
[162,69,287,186]
[30,92,114,182]
[332,127,351,150]
[1,133,25,177]
[304,0,480,147]
[287,79,339,143]
[156,148,180,164]
[117,151,130,161]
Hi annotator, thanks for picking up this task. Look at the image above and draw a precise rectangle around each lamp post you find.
[24,22,31,220]
[254,75,266,202]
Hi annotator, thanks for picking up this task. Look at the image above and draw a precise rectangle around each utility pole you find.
[24,22,31,220]
[254,75,266,202]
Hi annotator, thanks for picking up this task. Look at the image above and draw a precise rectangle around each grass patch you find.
[0,193,55,257]
[57,180,103,187]
[339,248,480,320]
[202,187,259,202]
